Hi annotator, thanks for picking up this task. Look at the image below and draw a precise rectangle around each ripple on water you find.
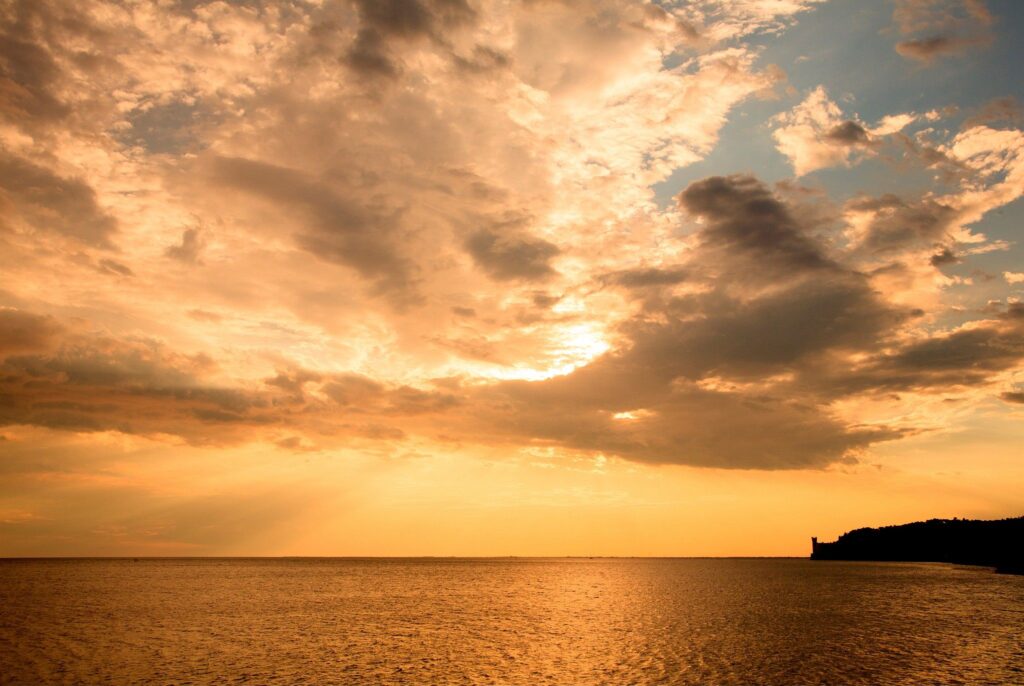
[0,558,1022,685]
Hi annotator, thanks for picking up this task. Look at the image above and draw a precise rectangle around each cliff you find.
[811,516,1024,574]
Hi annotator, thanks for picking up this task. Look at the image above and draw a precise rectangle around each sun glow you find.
[612,409,655,421]
[471,323,612,382]
[2,0,1023,562]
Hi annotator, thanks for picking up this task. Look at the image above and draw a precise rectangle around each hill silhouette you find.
[811,516,1024,574]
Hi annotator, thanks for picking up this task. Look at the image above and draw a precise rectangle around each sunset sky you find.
[1,0,1022,556]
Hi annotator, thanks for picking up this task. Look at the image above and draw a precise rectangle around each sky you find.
[1,0,1022,557]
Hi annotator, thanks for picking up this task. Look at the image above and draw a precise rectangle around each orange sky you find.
[1,0,1022,556]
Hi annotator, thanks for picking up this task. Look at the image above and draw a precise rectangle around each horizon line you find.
[0,555,810,560]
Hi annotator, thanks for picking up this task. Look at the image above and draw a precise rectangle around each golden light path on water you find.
[2,558,1022,685]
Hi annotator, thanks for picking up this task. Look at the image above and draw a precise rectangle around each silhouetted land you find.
[812,516,1024,574]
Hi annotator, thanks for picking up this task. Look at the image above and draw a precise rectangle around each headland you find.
[811,516,1024,574]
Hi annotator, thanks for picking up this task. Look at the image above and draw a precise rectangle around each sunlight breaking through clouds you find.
[1,0,1022,555]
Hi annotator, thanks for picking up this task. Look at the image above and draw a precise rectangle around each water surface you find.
[1,558,1022,685]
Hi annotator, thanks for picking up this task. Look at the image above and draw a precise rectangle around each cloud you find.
[771,87,877,175]
[892,0,992,34]
[1005,272,1024,284]
[449,175,1024,469]
[0,309,62,356]
[600,266,690,289]
[469,372,891,469]
[930,247,960,267]
[325,373,460,415]
[343,0,476,77]
[844,194,957,255]
[772,91,938,177]
[1,0,1021,481]
[0,331,258,440]
[97,258,134,277]
[351,0,474,39]
[678,174,835,273]
[894,34,990,62]
[819,304,1024,395]
[677,0,828,43]
[0,321,458,445]
[963,97,1022,128]
[0,2,75,127]
[464,223,560,281]
[165,228,204,264]
[346,27,399,77]
[206,155,417,300]
[0,171,1008,470]
[829,119,1024,294]
[824,120,871,145]
[891,0,993,63]
[0,151,118,248]
[446,176,924,468]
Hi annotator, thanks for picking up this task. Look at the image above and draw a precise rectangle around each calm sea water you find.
[0,558,1022,685]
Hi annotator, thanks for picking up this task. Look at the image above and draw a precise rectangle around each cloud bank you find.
[0,0,1022,478]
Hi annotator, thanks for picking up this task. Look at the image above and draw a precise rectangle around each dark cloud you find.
[825,120,871,146]
[4,169,1020,471]
[679,175,835,275]
[465,224,560,281]
[0,0,121,134]
[0,309,62,356]
[628,278,909,381]
[324,373,460,415]
[846,194,956,255]
[462,305,908,468]
[353,0,473,37]
[0,319,455,443]
[815,304,1024,396]
[208,156,417,300]
[452,45,510,73]
[0,33,69,125]
[531,292,561,309]
[165,228,204,264]
[265,368,322,404]
[1001,391,1024,404]
[451,176,1023,469]
[0,335,264,441]
[346,28,400,76]
[322,373,386,406]
[930,247,960,267]
[0,152,118,248]
[344,0,476,77]
[895,34,989,61]
[97,258,134,277]
[471,373,893,469]
[602,266,689,289]
[892,0,992,62]
[881,324,1022,381]
[0,1,73,127]
[454,176,920,469]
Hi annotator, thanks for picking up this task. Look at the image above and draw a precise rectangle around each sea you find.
[1,558,1022,685]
